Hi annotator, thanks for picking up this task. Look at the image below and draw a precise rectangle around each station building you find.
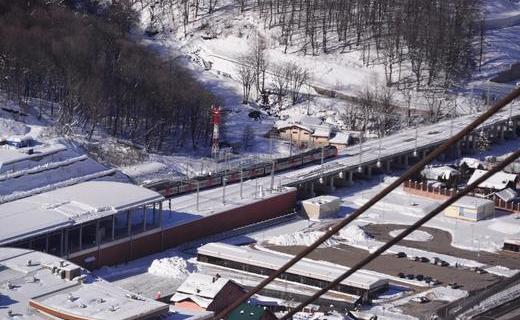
[0,181,297,269]
[0,181,164,267]
[197,243,389,303]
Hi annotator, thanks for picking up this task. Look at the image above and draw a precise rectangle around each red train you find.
[143,145,338,198]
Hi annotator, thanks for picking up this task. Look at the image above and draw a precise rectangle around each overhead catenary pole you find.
[196,181,200,211]
[214,86,520,320]
[270,160,275,191]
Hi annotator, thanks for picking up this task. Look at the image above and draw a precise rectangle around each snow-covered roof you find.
[172,273,239,306]
[421,166,460,181]
[451,196,494,209]
[197,243,388,290]
[459,157,483,169]
[329,132,351,145]
[0,143,66,169]
[504,239,520,246]
[0,181,164,244]
[312,126,332,138]
[494,188,518,202]
[275,116,333,138]
[467,169,518,190]
[303,195,341,205]
[0,248,168,320]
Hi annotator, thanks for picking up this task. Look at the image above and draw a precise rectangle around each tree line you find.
[0,0,216,151]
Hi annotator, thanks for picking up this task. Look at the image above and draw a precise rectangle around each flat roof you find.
[197,243,388,290]
[0,181,164,244]
[302,195,341,205]
[0,248,168,320]
[451,196,494,209]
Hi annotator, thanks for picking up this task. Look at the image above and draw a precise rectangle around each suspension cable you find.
[281,150,519,319]
[214,87,520,320]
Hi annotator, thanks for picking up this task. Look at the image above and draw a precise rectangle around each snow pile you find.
[147,255,198,279]
[389,229,433,242]
[335,225,371,243]
[266,230,337,247]
[485,265,519,277]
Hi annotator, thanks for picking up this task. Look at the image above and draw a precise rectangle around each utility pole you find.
[196,181,200,211]
[222,175,227,204]
[240,164,244,199]
[270,160,275,191]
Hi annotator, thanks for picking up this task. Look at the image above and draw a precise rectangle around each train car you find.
[143,145,338,198]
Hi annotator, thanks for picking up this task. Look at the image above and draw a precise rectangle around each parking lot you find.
[268,245,502,293]
[364,223,520,269]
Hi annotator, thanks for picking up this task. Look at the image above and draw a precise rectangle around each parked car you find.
[406,274,415,280]
[448,282,461,289]
[398,272,406,278]
[431,279,441,285]
[396,252,407,258]
[420,257,430,263]
[424,276,432,283]
[415,274,424,281]
[411,296,430,304]
[439,260,450,267]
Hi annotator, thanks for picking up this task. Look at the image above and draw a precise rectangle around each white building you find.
[0,247,168,319]
[444,196,495,221]
[302,195,341,220]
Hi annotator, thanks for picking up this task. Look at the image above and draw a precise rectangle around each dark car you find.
[424,276,432,283]
[448,282,461,289]
[406,274,415,279]
[398,272,406,278]
[439,260,450,267]
[420,257,430,263]
[415,274,424,281]
[396,252,407,258]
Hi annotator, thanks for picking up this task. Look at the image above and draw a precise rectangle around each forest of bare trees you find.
[0,0,216,151]
[152,0,482,91]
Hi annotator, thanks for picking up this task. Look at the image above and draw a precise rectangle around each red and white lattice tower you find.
[211,105,222,158]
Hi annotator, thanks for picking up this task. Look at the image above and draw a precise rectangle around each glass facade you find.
[8,201,162,257]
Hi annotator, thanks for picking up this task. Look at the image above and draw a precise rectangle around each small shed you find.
[444,196,495,221]
[171,273,246,314]
[302,195,341,220]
